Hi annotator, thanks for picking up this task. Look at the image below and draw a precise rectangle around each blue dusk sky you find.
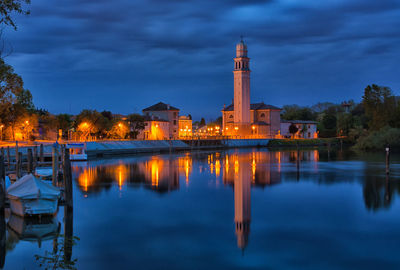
[3,0,400,120]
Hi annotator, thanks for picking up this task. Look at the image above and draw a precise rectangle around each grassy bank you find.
[268,138,340,147]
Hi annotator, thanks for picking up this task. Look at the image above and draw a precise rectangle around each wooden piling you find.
[63,150,73,208]
[15,141,18,161]
[296,142,300,181]
[16,152,22,179]
[40,144,44,163]
[6,147,10,167]
[64,205,73,262]
[52,146,58,186]
[0,156,5,210]
[0,205,5,269]
[27,148,33,174]
[386,146,390,174]
[33,146,38,169]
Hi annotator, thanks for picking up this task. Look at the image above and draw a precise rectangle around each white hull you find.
[70,153,87,161]
[9,198,59,216]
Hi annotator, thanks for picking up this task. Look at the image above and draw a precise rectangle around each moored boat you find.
[6,174,61,217]
[66,142,88,161]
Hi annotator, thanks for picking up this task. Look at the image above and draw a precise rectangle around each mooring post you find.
[15,141,18,163]
[0,156,5,210]
[33,145,38,170]
[52,146,58,186]
[296,142,300,181]
[0,202,5,269]
[16,152,22,179]
[39,143,44,163]
[63,150,73,207]
[6,147,10,169]
[386,146,390,175]
[27,148,33,174]
[64,204,73,262]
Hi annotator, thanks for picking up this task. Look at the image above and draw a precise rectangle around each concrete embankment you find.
[86,139,271,158]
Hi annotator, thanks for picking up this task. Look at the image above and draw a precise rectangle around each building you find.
[280,120,318,139]
[178,115,192,138]
[142,102,180,139]
[222,39,281,138]
[137,115,170,140]
[222,103,281,138]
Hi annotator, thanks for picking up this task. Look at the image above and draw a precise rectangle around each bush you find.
[353,126,400,151]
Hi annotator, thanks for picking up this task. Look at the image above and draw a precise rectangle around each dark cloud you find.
[3,0,400,119]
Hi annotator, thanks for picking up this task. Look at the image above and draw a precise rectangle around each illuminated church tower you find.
[233,38,251,126]
[234,157,251,250]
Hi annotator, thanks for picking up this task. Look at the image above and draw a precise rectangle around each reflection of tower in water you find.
[234,156,251,250]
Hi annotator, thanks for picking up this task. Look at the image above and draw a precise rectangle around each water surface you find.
[2,148,400,269]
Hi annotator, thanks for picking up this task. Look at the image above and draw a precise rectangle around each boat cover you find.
[7,174,61,200]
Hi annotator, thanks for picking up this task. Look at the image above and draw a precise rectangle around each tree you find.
[281,105,316,121]
[0,58,35,139]
[75,110,111,139]
[127,113,145,139]
[0,0,30,30]
[200,118,206,126]
[362,84,396,131]
[289,123,298,138]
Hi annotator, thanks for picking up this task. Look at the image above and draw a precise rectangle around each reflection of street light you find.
[0,124,4,141]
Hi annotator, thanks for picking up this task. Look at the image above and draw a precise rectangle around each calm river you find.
[2,148,400,269]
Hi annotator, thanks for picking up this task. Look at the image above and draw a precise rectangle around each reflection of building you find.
[74,157,180,194]
[222,151,282,187]
[142,102,180,139]
[222,39,281,138]
[234,156,251,250]
[178,154,192,184]
[141,158,179,193]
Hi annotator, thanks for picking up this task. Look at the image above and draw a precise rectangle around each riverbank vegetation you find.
[281,84,400,151]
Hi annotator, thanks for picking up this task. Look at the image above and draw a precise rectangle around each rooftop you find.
[281,120,318,124]
[222,102,281,111]
[143,102,179,112]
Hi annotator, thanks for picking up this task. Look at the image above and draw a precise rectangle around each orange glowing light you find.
[234,127,239,131]
[215,159,221,177]
[234,159,239,175]
[252,126,255,130]
[151,160,160,186]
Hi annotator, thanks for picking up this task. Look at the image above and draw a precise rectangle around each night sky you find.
[3,0,400,120]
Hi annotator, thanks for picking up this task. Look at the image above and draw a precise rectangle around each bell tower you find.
[233,38,251,125]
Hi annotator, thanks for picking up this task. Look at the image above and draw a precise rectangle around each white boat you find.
[34,167,53,180]
[66,142,88,161]
[6,174,61,216]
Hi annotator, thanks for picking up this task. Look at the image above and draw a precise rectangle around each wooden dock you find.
[0,143,73,210]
